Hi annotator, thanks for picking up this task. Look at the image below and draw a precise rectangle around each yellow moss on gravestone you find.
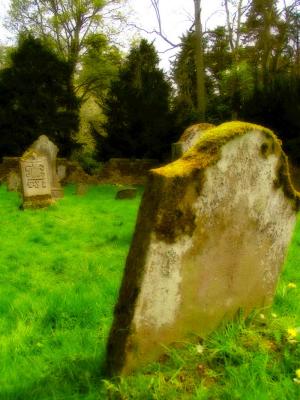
[155,121,299,205]
[20,148,41,162]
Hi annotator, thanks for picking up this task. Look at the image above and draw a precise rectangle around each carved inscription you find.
[25,163,47,189]
[20,156,51,197]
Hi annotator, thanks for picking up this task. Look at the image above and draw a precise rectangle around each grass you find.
[0,184,299,399]
[0,184,142,399]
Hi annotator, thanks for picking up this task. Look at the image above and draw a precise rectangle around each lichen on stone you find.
[20,148,42,161]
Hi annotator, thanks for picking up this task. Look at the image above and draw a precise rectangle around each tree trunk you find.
[193,0,206,121]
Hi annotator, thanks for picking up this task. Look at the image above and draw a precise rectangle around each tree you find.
[133,0,207,121]
[77,33,123,102]
[0,34,79,157]
[171,32,199,133]
[7,0,126,74]
[193,0,206,120]
[223,0,251,59]
[99,39,173,160]
[244,0,283,85]
[240,74,300,163]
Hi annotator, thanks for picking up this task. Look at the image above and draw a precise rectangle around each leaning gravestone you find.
[106,121,300,375]
[20,149,53,209]
[171,123,215,160]
[31,135,63,198]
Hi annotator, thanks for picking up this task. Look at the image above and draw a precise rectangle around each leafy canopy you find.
[0,34,79,157]
[99,39,173,160]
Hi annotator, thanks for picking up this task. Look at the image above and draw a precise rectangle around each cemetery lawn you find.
[0,184,299,400]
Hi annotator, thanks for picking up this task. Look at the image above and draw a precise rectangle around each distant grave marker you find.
[7,171,21,192]
[76,183,88,195]
[106,121,299,375]
[31,135,63,198]
[57,164,67,182]
[20,150,53,209]
[115,187,137,199]
[172,123,215,160]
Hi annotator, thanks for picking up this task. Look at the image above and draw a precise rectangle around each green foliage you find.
[0,34,79,157]
[220,61,255,118]
[8,0,117,65]
[73,150,103,175]
[240,74,300,163]
[0,45,13,70]
[171,32,199,133]
[100,39,174,160]
[171,2,300,159]
[77,33,123,101]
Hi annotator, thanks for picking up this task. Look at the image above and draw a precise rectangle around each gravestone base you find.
[22,194,54,209]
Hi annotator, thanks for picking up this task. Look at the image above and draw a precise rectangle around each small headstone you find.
[57,164,67,182]
[106,121,299,375]
[115,187,137,199]
[31,135,63,198]
[7,171,21,192]
[172,123,215,160]
[20,149,53,209]
[76,183,88,195]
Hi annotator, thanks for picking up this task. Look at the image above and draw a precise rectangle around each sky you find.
[0,0,226,70]
[128,0,225,70]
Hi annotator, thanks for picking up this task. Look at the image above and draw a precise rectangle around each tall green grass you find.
[0,184,299,399]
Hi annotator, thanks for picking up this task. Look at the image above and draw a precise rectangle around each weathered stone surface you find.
[20,149,53,209]
[106,121,299,375]
[31,135,63,198]
[57,164,67,182]
[115,187,137,199]
[7,171,21,192]
[171,123,215,160]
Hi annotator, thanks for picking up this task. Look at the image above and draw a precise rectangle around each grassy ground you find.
[0,184,299,399]
[0,184,141,399]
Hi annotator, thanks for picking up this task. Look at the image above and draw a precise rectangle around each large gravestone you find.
[20,149,53,209]
[31,135,63,198]
[171,123,215,160]
[106,121,300,375]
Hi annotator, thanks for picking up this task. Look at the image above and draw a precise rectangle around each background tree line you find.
[0,0,299,165]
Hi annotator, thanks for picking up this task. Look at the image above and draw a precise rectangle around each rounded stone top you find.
[155,121,300,207]
[178,123,215,143]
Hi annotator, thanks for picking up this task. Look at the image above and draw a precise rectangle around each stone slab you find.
[115,187,137,199]
[20,154,51,197]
